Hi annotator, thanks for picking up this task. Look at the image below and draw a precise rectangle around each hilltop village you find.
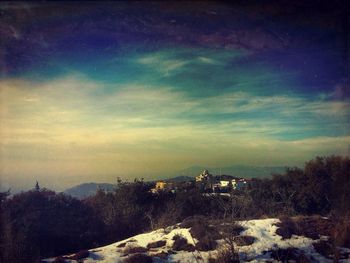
[151,169,249,194]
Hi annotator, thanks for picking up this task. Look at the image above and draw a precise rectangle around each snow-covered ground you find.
[44,218,350,263]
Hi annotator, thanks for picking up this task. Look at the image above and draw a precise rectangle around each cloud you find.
[1,74,349,190]
[135,49,236,77]
[137,54,189,76]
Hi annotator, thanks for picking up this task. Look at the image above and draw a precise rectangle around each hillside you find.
[44,216,350,262]
[63,183,116,199]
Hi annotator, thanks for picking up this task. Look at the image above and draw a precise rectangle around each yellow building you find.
[155,181,167,190]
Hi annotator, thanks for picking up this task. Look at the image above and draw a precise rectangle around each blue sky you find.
[0,2,349,191]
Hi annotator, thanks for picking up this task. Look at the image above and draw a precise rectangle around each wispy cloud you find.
[137,54,189,76]
[1,74,349,190]
[135,49,235,76]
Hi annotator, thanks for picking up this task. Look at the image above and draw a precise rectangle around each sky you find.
[0,2,349,191]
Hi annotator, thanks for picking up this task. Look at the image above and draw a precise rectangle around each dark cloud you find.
[0,1,348,76]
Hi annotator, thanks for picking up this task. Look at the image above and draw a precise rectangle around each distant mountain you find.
[164,175,194,182]
[174,165,287,179]
[63,183,116,199]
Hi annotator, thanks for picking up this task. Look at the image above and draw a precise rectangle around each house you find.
[214,178,249,192]
[220,180,230,187]
[155,181,167,190]
[150,181,168,193]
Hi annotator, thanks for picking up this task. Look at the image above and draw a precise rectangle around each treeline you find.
[0,155,349,262]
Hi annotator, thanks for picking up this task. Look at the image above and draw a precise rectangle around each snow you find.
[44,218,349,263]
[238,219,314,256]
[237,218,316,261]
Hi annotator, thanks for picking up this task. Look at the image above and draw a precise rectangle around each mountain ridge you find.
[173,164,287,178]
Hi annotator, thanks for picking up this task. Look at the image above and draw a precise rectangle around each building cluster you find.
[195,169,248,192]
[151,169,249,194]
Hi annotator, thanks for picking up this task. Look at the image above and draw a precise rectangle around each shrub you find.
[233,235,255,246]
[172,235,195,251]
[270,248,310,262]
[276,216,334,240]
[146,240,166,249]
[123,253,153,263]
[275,216,296,239]
[180,215,208,228]
[313,240,334,259]
[2,190,104,262]
[213,222,244,237]
[195,238,217,251]
[214,247,240,263]
[186,218,220,251]
[333,217,350,248]
[191,223,220,240]
[117,242,127,248]
[124,246,148,254]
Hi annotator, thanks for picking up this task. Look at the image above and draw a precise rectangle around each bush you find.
[195,238,217,251]
[214,247,240,263]
[1,190,103,263]
[275,216,296,239]
[124,246,148,254]
[123,253,153,263]
[276,216,334,240]
[332,217,350,248]
[313,240,334,259]
[270,248,310,262]
[233,235,255,246]
[117,242,127,248]
[185,217,220,251]
[180,215,208,228]
[172,235,195,251]
[146,240,166,249]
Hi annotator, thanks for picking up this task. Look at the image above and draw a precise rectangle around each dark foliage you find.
[213,247,240,263]
[0,190,9,261]
[172,235,195,251]
[117,242,127,248]
[270,248,310,262]
[313,240,334,259]
[153,251,168,259]
[333,217,350,248]
[233,235,255,246]
[124,246,148,254]
[187,218,220,251]
[84,179,155,244]
[180,215,208,228]
[1,190,104,263]
[276,216,334,240]
[123,253,153,263]
[146,240,166,249]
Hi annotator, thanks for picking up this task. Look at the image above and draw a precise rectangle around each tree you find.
[35,181,40,191]
[2,190,104,263]
[0,190,10,262]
